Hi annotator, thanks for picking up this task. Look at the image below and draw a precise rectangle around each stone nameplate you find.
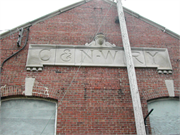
[26,45,172,73]
[26,35,172,73]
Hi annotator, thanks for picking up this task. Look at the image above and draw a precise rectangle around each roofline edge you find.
[103,0,180,40]
[0,0,179,40]
[123,7,180,40]
[0,0,87,39]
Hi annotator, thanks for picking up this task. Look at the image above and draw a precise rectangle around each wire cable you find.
[40,2,113,135]
[0,27,30,73]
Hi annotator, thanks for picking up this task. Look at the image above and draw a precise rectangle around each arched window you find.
[0,98,57,135]
[148,98,180,134]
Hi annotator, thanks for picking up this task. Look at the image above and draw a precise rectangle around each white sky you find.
[0,0,180,35]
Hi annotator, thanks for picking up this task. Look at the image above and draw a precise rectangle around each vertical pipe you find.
[116,0,146,134]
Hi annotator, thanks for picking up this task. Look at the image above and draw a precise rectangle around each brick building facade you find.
[0,0,180,134]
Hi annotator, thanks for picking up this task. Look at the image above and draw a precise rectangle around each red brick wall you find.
[1,0,179,134]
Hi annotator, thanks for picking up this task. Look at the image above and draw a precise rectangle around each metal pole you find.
[116,0,146,134]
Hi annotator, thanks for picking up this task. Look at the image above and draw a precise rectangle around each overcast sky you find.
[0,0,180,35]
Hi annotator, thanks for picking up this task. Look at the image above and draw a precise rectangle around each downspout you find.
[0,27,30,73]
[144,109,154,135]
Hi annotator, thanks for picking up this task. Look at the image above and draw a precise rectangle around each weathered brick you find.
[0,0,179,134]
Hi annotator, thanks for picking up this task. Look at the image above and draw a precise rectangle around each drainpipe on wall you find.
[144,109,154,135]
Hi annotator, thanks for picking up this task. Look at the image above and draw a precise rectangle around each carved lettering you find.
[132,52,143,64]
[147,52,158,64]
[99,50,118,62]
[26,44,172,71]
[60,49,72,62]
[80,50,93,62]
[39,49,51,61]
